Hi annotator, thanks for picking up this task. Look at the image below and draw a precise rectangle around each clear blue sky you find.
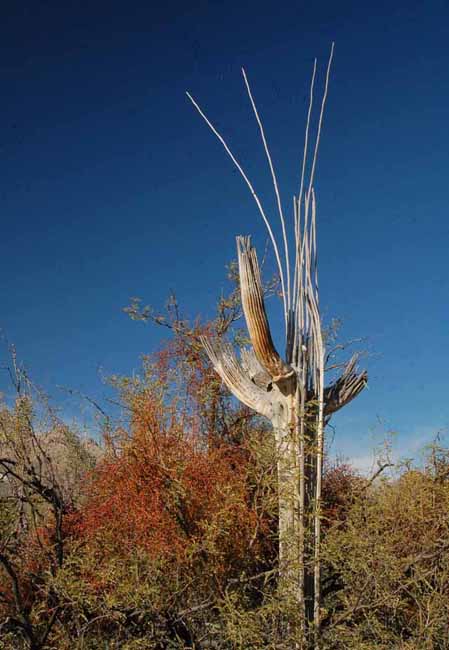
[1,1,448,466]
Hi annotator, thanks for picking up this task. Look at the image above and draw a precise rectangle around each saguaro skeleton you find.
[188,44,367,643]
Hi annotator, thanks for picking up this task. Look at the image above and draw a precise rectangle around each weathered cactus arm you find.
[237,236,294,382]
[201,338,273,419]
[240,347,273,390]
[324,354,368,416]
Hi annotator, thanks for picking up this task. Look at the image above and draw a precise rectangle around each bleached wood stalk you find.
[189,43,367,649]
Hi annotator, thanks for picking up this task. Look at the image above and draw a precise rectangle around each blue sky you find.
[1,1,448,465]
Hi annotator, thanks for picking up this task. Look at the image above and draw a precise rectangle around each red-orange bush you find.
[72,426,265,580]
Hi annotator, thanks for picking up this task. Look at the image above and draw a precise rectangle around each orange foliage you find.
[72,426,263,577]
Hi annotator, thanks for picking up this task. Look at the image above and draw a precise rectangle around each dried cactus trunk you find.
[203,236,366,647]
[271,381,300,598]
[190,45,367,648]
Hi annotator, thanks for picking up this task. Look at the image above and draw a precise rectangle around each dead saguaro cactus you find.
[188,43,367,647]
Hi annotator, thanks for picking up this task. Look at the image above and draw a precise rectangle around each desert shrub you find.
[321,446,449,649]
[0,355,102,650]
[5,369,449,649]
[3,297,448,649]
[49,413,277,648]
